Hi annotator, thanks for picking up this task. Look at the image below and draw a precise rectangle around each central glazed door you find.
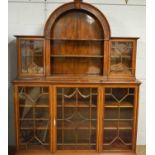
[54,86,99,151]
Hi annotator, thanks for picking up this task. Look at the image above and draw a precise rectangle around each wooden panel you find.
[51,57,103,75]
[51,40,103,56]
[51,10,103,39]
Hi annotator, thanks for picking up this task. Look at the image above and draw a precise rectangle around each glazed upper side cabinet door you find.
[14,86,51,151]
[17,37,45,77]
[108,39,137,79]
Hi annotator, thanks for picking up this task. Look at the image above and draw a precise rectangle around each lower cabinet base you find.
[15,151,137,155]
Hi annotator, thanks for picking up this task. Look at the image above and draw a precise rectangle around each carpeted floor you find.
[136,145,146,155]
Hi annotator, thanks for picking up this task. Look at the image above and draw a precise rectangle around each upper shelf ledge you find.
[14,35,140,40]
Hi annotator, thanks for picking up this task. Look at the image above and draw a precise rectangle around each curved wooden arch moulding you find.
[44,1,111,40]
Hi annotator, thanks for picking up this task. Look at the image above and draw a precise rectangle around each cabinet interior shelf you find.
[57,119,96,121]
[20,104,49,108]
[51,55,103,58]
[104,119,133,121]
[104,121,132,130]
[20,143,49,146]
[20,127,49,130]
[57,127,96,130]
[103,143,132,146]
[57,104,96,108]
[57,143,96,146]
[104,101,133,108]
[111,56,131,58]
[19,118,49,121]
[57,121,96,130]
[22,55,43,57]
[49,38,104,41]
[57,93,98,96]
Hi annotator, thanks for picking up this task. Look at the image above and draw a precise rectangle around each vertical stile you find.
[14,85,20,151]
[97,86,104,152]
[89,88,92,150]
[62,88,65,150]
[50,85,56,152]
[104,40,109,76]
[49,85,52,152]
[132,86,139,152]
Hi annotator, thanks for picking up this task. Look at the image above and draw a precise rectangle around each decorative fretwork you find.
[57,88,97,150]
[110,42,133,74]
[18,87,50,150]
[21,40,43,74]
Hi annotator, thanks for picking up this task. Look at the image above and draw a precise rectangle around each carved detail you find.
[74,0,83,2]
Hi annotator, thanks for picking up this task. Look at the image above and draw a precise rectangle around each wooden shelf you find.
[57,143,96,146]
[57,93,98,96]
[20,118,49,121]
[57,127,96,130]
[104,101,133,108]
[103,143,132,151]
[57,105,96,108]
[57,119,96,121]
[104,121,132,130]
[111,56,131,58]
[20,127,49,130]
[51,55,103,58]
[50,38,104,41]
[22,55,43,57]
[20,143,49,146]
[20,104,49,108]
[104,119,133,121]
[57,120,96,130]
[112,47,133,50]
[104,143,132,146]
[57,122,96,130]
[57,101,96,108]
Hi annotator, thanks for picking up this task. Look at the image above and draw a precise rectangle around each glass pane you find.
[20,40,44,74]
[110,42,133,75]
[103,88,134,151]
[18,87,50,150]
[57,88,97,150]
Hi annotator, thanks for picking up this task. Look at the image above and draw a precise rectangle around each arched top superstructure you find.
[44,1,111,40]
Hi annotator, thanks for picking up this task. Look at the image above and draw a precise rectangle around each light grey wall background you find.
[8,0,146,146]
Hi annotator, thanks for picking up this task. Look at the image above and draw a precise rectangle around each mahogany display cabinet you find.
[12,0,141,155]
